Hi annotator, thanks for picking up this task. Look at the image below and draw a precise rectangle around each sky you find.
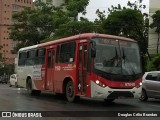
[33,0,149,21]
[79,0,149,21]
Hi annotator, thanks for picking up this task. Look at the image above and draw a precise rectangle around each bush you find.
[146,54,160,71]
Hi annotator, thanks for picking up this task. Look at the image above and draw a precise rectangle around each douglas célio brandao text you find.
[118,112,158,117]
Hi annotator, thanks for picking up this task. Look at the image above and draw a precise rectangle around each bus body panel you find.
[53,63,77,93]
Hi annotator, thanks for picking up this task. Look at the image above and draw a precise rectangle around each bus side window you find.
[35,48,46,65]
[39,48,45,64]
[26,50,35,66]
[18,52,26,66]
[59,42,76,63]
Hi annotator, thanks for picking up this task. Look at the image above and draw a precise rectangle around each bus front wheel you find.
[104,98,115,103]
[65,81,79,102]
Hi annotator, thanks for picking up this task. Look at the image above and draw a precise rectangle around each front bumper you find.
[90,81,141,99]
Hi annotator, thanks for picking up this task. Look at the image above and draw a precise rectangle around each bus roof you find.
[19,45,38,51]
[19,33,135,51]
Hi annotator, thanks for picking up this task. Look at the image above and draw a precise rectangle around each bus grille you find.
[107,91,134,99]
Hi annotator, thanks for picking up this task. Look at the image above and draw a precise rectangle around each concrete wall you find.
[148,0,160,54]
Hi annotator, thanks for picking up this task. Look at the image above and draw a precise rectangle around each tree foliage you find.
[146,54,160,71]
[65,0,89,20]
[53,0,92,38]
[9,0,93,50]
[103,9,144,37]
[9,2,57,48]
[54,18,94,39]
[150,10,160,54]
[9,0,69,49]
[10,0,150,59]
[96,0,149,55]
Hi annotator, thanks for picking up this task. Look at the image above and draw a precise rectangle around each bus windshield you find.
[92,38,142,77]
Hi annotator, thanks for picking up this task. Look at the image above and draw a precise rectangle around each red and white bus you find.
[17,33,142,102]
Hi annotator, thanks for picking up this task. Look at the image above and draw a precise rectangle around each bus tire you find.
[139,89,148,102]
[65,81,79,102]
[27,79,34,95]
[34,90,41,96]
[27,79,41,96]
[104,98,115,103]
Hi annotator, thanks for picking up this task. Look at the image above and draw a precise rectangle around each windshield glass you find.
[93,38,142,76]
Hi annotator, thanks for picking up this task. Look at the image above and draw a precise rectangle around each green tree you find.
[64,0,89,21]
[103,9,144,41]
[146,54,160,71]
[9,0,93,49]
[54,18,95,38]
[53,0,94,39]
[96,0,149,56]
[9,0,66,50]
[150,10,160,54]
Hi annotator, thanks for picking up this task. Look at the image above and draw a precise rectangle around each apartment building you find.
[148,0,160,54]
[0,0,33,64]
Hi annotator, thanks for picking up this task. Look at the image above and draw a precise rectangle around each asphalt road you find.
[0,84,160,120]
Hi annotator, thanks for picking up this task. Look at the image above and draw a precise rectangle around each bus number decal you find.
[125,83,135,87]
[55,66,61,71]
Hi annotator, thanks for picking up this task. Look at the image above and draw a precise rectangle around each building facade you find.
[0,0,33,64]
[148,0,160,54]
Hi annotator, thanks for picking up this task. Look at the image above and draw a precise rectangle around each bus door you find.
[46,48,55,90]
[78,42,88,95]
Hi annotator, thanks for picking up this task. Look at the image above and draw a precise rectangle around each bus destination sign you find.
[99,38,129,46]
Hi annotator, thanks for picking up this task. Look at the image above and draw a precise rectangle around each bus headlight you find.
[136,82,142,88]
[140,82,142,86]
[95,80,106,88]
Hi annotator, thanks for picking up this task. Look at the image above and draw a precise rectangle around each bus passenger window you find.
[35,48,46,65]
[26,50,35,66]
[18,52,26,66]
[59,42,76,63]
